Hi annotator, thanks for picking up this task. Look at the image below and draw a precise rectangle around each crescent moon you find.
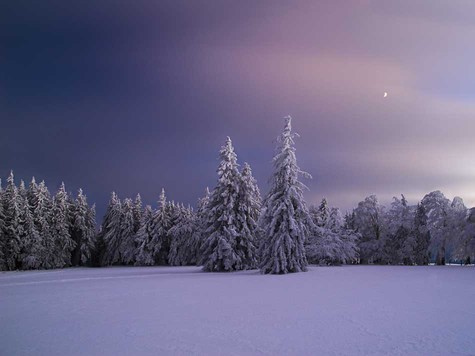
[383,92,388,98]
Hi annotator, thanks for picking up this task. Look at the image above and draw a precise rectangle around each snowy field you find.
[1,266,474,356]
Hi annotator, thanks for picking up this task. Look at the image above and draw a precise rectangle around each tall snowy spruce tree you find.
[101,192,123,265]
[235,162,261,268]
[136,189,171,265]
[259,116,311,274]
[119,198,136,264]
[200,137,256,271]
[169,204,196,266]
[0,180,6,270]
[134,205,154,265]
[1,172,22,270]
[188,187,210,265]
[70,189,96,266]
[17,180,41,270]
[32,181,55,268]
[133,193,143,234]
[50,183,76,267]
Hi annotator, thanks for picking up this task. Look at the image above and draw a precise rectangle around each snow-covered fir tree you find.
[234,162,261,269]
[133,193,143,234]
[0,181,6,270]
[312,198,330,228]
[200,137,255,272]
[169,204,196,266]
[136,189,171,265]
[259,117,311,274]
[50,183,76,267]
[120,198,136,264]
[32,180,55,268]
[85,204,97,264]
[188,187,210,265]
[70,189,95,266]
[1,172,22,270]
[18,180,42,270]
[101,192,123,265]
[134,204,154,265]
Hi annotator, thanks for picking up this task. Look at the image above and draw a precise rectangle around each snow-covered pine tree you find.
[159,200,179,264]
[32,181,54,268]
[0,181,5,270]
[101,192,123,266]
[70,189,94,265]
[199,137,248,272]
[120,198,136,264]
[134,204,154,265]
[84,203,97,265]
[259,116,311,274]
[169,204,196,266]
[136,189,171,265]
[1,172,22,270]
[234,162,261,269]
[188,187,210,265]
[18,180,43,270]
[133,193,143,234]
[315,198,330,227]
[27,177,38,209]
[50,183,76,267]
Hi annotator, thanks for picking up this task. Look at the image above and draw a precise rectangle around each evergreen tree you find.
[0,182,6,270]
[162,200,179,264]
[101,192,123,266]
[70,189,93,265]
[1,172,22,270]
[316,198,330,227]
[199,137,250,272]
[188,188,210,265]
[50,183,76,267]
[169,204,195,266]
[18,180,42,269]
[134,205,154,265]
[136,189,170,265]
[259,116,311,274]
[133,193,143,233]
[31,181,54,268]
[235,162,260,269]
[83,203,96,265]
[27,177,38,209]
[120,198,136,264]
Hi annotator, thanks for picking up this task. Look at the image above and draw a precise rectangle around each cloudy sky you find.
[2,0,475,218]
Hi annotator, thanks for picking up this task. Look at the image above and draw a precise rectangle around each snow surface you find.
[1,266,474,355]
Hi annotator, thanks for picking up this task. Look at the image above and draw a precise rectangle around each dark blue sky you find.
[2,0,475,219]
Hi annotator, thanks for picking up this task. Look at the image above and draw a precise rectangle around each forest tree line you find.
[1,117,474,273]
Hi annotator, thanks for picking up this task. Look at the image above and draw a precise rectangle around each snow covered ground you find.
[1,266,474,356]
